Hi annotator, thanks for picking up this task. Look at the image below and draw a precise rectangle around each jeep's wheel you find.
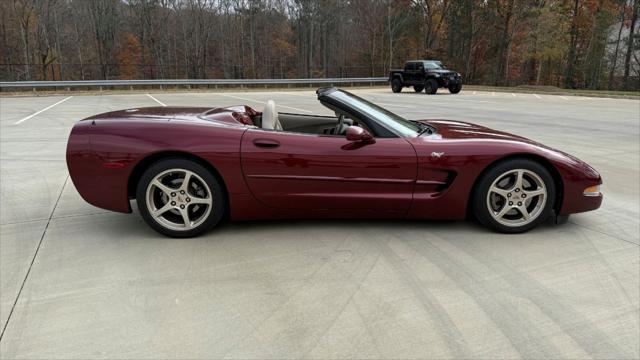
[413,85,424,93]
[425,79,438,94]
[449,83,462,94]
[473,159,555,233]
[391,78,402,93]
[136,158,225,238]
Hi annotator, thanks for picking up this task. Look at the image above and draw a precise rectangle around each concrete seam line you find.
[568,220,640,247]
[13,96,73,125]
[0,175,69,342]
[146,93,166,106]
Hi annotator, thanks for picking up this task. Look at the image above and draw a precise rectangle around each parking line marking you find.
[472,91,477,95]
[559,96,569,100]
[13,96,73,125]
[218,93,313,113]
[511,93,517,97]
[147,94,167,106]
[376,102,416,108]
[443,99,496,104]
[533,94,542,99]
[278,91,315,97]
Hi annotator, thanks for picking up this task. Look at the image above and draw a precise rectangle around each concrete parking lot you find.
[0,87,638,359]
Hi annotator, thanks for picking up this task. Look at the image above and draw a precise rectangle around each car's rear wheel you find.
[413,85,424,93]
[136,158,225,238]
[425,79,438,94]
[391,78,402,93]
[449,83,462,94]
[473,159,555,233]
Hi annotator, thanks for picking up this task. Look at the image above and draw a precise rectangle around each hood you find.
[428,69,457,75]
[419,119,535,143]
[417,119,600,178]
[83,106,211,121]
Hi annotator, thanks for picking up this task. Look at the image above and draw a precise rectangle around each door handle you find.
[253,138,280,148]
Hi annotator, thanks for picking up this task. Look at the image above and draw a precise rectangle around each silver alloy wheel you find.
[486,169,547,227]
[145,168,213,231]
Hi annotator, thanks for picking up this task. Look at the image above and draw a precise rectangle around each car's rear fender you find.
[389,72,404,83]
[66,118,249,214]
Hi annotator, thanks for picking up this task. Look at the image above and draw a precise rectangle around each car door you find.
[404,62,415,84]
[240,128,417,214]
[416,62,426,84]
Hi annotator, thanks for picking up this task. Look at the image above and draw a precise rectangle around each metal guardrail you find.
[0,77,389,89]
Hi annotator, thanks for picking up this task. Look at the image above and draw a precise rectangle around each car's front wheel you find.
[473,159,555,233]
[136,158,225,237]
[449,83,462,94]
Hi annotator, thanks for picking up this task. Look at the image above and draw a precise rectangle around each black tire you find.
[391,78,402,93]
[472,159,556,234]
[449,83,462,94]
[136,158,225,238]
[413,85,424,93]
[424,79,438,94]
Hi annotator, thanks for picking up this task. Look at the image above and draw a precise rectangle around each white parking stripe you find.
[559,96,570,100]
[147,93,167,106]
[472,91,477,95]
[376,102,416,108]
[13,96,73,125]
[511,93,517,97]
[218,93,313,113]
[533,94,542,99]
[441,99,496,104]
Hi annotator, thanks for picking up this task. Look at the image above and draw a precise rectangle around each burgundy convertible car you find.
[66,88,602,237]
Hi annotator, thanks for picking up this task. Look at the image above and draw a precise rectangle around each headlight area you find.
[583,185,601,197]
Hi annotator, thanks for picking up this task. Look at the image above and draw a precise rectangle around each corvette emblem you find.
[431,151,445,159]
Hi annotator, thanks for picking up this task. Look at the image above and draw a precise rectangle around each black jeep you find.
[389,60,462,94]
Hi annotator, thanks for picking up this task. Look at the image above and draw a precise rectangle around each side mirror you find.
[346,126,374,143]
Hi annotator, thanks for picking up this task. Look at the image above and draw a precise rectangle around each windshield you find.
[425,61,445,70]
[327,90,422,137]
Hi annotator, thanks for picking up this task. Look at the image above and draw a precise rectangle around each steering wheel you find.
[332,114,348,135]
[324,112,350,135]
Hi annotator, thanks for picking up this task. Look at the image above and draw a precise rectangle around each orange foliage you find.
[116,33,142,80]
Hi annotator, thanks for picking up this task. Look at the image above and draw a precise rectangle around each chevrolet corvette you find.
[66,87,602,237]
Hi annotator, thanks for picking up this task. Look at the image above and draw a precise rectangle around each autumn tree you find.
[116,32,142,79]
[0,0,636,90]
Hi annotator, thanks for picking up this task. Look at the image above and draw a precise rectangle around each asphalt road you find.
[1,87,638,359]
